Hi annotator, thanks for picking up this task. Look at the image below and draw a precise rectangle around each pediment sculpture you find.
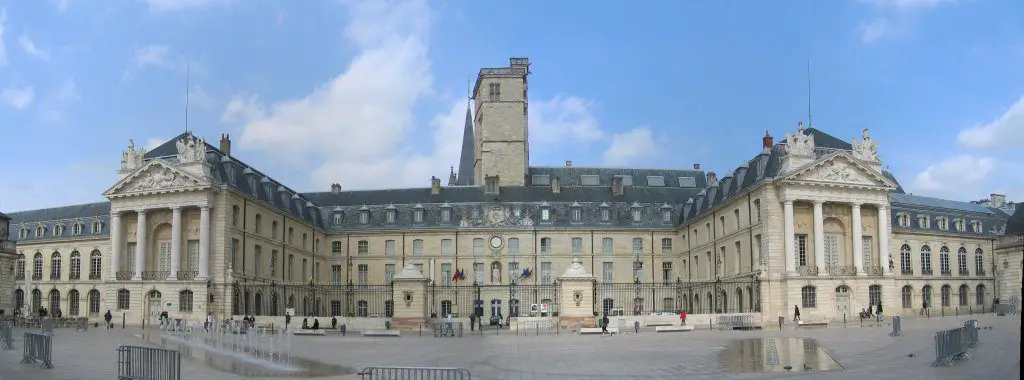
[851,128,880,162]
[783,121,815,156]
[128,166,195,192]
[119,139,146,172]
[176,134,207,164]
[461,205,534,228]
[806,160,863,184]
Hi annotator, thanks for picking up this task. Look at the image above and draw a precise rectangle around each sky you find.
[1,0,1023,213]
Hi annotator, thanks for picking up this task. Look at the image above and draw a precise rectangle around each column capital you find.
[110,212,123,219]
[812,200,824,206]
[783,200,794,205]
[170,206,182,211]
[851,202,862,208]
[200,205,211,211]
[877,204,889,211]
[136,208,149,214]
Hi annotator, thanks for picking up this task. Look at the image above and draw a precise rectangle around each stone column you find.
[852,203,864,275]
[813,201,826,276]
[784,200,796,275]
[133,210,148,280]
[199,206,211,279]
[170,206,182,280]
[878,205,891,275]
[110,212,122,279]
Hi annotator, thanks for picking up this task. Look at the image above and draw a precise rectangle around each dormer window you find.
[953,218,965,232]
[92,220,102,233]
[35,226,45,238]
[661,203,673,223]
[540,202,552,222]
[599,203,611,222]
[971,220,982,233]
[440,203,452,223]
[54,224,64,237]
[359,206,370,224]
[570,202,582,222]
[332,213,343,226]
[896,213,910,228]
[385,205,397,224]
[918,216,931,228]
[71,222,83,235]
[936,217,948,231]
[630,202,642,223]
[19,227,28,240]
[413,205,424,223]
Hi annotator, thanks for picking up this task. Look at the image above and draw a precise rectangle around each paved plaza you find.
[0,314,1019,380]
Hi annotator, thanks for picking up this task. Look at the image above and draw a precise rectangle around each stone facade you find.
[3,57,1019,327]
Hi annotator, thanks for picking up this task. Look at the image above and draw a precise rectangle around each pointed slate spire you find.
[456,102,475,186]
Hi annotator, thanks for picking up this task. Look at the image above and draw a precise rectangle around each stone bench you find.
[362,330,400,337]
[293,330,326,336]
[798,322,828,329]
[647,322,676,327]
[579,327,619,335]
[655,325,694,333]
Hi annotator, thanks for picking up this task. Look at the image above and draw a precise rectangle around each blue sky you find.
[1,0,1022,212]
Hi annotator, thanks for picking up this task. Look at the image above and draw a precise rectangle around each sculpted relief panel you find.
[459,204,535,228]
[127,166,199,192]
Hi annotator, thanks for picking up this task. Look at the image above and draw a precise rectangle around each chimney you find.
[220,134,232,156]
[611,177,624,196]
[991,193,1006,208]
[431,176,441,195]
[565,160,573,167]
[706,172,718,187]
[330,183,341,194]
[693,163,700,171]
[762,130,773,149]
[551,176,561,194]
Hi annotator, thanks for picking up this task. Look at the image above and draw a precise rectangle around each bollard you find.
[843,313,846,327]
[122,313,126,329]
[956,307,959,317]
[889,316,902,337]
[778,316,784,330]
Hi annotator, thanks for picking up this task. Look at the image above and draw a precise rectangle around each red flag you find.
[451,271,458,284]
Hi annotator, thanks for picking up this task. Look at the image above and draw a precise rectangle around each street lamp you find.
[633,253,643,316]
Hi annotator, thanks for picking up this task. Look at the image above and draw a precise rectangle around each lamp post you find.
[633,253,643,316]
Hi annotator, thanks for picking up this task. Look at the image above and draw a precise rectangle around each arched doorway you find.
[146,290,163,325]
[834,285,852,319]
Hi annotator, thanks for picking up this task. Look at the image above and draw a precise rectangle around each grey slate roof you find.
[0,211,10,221]
[1006,203,1024,235]
[5,202,112,243]
[456,105,475,186]
[890,193,1006,236]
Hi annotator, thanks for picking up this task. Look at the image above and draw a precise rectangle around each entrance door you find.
[835,286,851,319]
[147,290,163,325]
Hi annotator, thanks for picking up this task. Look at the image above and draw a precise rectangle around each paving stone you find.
[0,315,1018,380]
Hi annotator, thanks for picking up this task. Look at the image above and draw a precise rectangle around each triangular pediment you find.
[783,153,895,188]
[104,160,210,198]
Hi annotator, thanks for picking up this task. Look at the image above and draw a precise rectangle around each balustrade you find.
[116,271,135,281]
[176,271,198,281]
[142,271,169,280]
[958,270,970,276]
[922,268,934,275]
[15,273,25,281]
[89,272,102,280]
[826,266,858,276]
[797,266,819,276]
[900,268,914,276]
[864,266,884,276]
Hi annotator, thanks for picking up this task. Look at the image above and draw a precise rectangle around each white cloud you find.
[187,85,214,109]
[220,93,264,124]
[50,0,70,11]
[529,96,603,146]
[956,96,1024,149]
[601,127,659,167]
[857,0,960,10]
[0,8,7,67]
[56,79,80,102]
[122,44,193,80]
[855,0,959,43]
[858,18,897,43]
[145,0,232,12]
[38,79,81,123]
[18,35,49,60]
[911,155,998,198]
[144,137,167,150]
[1,86,35,109]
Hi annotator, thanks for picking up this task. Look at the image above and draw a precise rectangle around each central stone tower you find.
[471,57,531,188]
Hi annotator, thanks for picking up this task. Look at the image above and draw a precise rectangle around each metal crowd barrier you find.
[433,322,464,338]
[962,320,979,348]
[0,322,13,350]
[889,316,902,337]
[20,332,53,369]
[116,345,182,380]
[932,324,978,367]
[716,315,753,330]
[358,366,471,379]
[41,318,54,335]
[75,317,88,331]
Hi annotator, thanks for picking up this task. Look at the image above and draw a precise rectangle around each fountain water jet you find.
[159,320,297,372]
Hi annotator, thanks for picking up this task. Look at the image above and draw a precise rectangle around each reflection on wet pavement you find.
[720,337,843,373]
[139,334,355,378]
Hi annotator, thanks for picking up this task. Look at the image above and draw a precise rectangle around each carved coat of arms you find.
[403,291,414,307]
[573,290,584,306]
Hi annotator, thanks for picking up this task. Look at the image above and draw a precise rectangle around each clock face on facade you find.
[489,236,503,249]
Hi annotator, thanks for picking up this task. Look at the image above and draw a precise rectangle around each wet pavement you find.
[720,337,843,373]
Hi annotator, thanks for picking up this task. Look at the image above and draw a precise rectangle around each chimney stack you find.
[565,160,573,167]
[706,172,718,187]
[762,130,773,149]
[431,176,442,195]
[220,134,232,156]
[611,177,624,196]
[693,163,701,171]
[330,183,341,194]
[991,193,1006,208]
[551,176,561,194]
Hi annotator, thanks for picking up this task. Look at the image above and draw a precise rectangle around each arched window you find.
[801,286,816,308]
[271,292,280,316]
[254,292,263,315]
[940,285,951,307]
[868,285,882,306]
[49,289,61,312]
[31,289,42,310]
[88,289,101,315]
[14,289,24,309]
[956,248,968,275]
[68,289,80,316]
[920,245,933,274]
[90,250,103,280]
[15,254,25,280]
[357,300,368,317]
[939,247,950,274]
[921,285,933,308]
[899,245,912,275]
[50,251,62,280]
[33,252,44,280]
[958,284,969,306]
[441,300,453,316]
[179,290,194,313]
[974,248,984,275]
[975,285,986,307]
[117,288,131,310]
[901,285,913,308]
[69,251,81,280]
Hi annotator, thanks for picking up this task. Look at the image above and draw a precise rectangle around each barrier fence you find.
[116,345,182,380]
[20,332,53,369]
[433,322,464,338]
[230,281,395,318]
[0,322,12,350]
[889,316,902,337]
[932,323,979,367]
[716,315,755,330]
[75,317,88,331]
[358,366,471,379]
[41,318,54,335]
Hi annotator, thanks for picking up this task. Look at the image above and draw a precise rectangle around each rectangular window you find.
[158,241,172,274]
[269,249,277,278]
[358,240,369,255]
[754,200,761,222]
[331,264,341,284]
[357,264,368,285]
[385,240,396,256]
[414,263,424,277]
[126,243,136,273]
[413,209,423,223]
[412,239,424,256]
[385,264,395,283]
[331,241,342,256]
[602,237,613,254]
[796,234,808,266]
[508,238,520,254]
[571,237,583,253]
[441,263,452,285]
[600,208,610,221]
[187,240,199,273]
[662,262,673,284]
[862,236,873,270]
[254,245,262,277]
[602,262,613,283]
[541,238,552,254]
[474,263,484,283]
[632,238,644,254]
[441,239,453,255]
[287,254,294,281]
[231,238,240,273]
[541,262,552,284]
[302,258,308,280]
[473,238,485,255]
[441,209,451,223]
[488,82,501,101]
[661,238,672,254]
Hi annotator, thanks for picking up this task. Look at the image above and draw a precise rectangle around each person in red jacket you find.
[680,310,687,326]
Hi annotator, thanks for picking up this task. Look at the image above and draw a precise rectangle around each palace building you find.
[2,57,1021,326]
